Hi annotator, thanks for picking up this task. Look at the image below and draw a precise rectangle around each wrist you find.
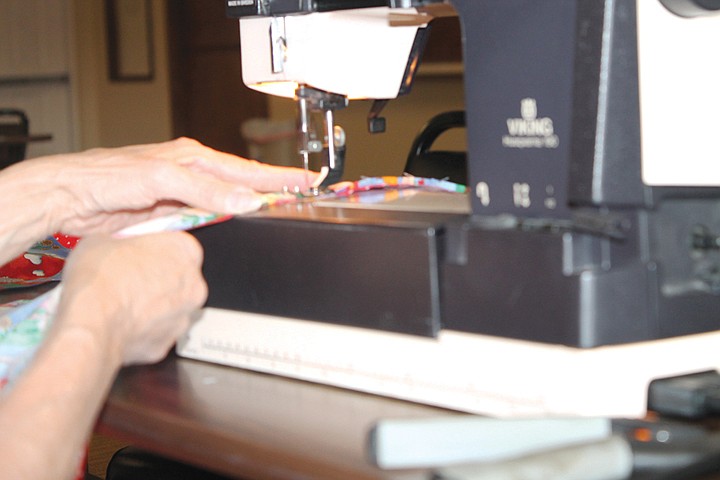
[55,282,125,371]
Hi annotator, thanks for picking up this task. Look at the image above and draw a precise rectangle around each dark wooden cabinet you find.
[166,1,268,157]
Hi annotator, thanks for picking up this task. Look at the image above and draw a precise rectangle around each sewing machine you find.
[178,0,720,417]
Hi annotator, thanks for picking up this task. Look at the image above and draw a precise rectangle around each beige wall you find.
[268,74,466,180]
[71,0,173,150]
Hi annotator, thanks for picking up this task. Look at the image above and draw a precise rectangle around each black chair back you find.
[404,110,467,185]
[0,108,30,169]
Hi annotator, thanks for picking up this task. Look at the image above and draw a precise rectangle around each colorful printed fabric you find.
[113,209,231,239]
[0,234,79,289]
[329,175,467,197]
[0,211,230,291]
[258,175,467,207]
[0,288,61,389]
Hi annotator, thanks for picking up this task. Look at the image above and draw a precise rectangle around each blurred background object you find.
[0,108,29,169]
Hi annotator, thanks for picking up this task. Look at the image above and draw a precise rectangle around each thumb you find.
[218,185,265,214]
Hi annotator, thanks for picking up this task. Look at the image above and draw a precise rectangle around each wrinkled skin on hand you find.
[0,137,316,264]
[25,137,315,237]
[58,231,208,366]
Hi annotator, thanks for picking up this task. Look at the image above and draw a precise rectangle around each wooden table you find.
[96,352,445,480]
[96,352,720,480]
[2,283,718,479]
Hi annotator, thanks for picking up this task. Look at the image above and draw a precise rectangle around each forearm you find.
[0,289,121,480]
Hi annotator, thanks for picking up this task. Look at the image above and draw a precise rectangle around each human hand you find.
[5,137,316,238]
[57,232,207,366]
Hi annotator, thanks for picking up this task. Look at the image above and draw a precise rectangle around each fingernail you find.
[225,190,263,214]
